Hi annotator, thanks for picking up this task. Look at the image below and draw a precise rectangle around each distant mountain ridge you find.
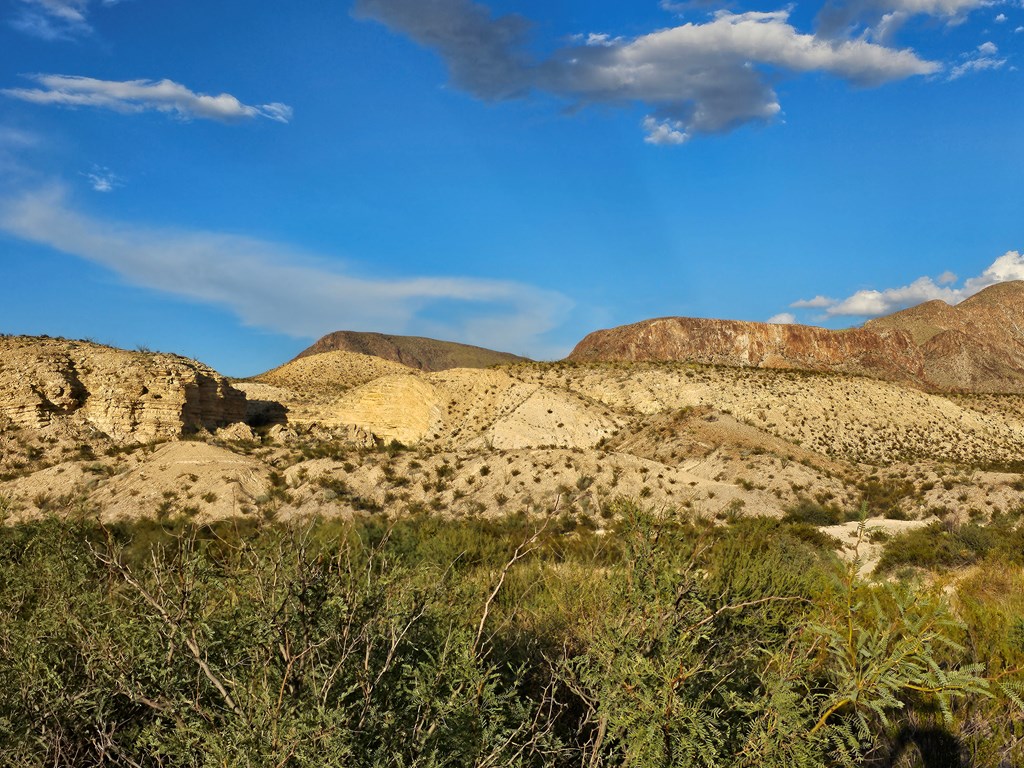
[294,331,529,372]
[864,281,1024,392]
[566,281,1024,393]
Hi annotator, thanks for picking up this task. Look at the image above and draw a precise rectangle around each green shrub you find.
[876,522,999,573]
[783,497,853,526]
[0,508,1020,767]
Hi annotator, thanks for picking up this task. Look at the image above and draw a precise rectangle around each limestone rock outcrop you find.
[0,336,246,440]
[334,375,445,445]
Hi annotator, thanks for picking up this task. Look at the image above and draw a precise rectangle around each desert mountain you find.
[567,281,1024,393]
[865,281,1024,392]
[294,330,529,371]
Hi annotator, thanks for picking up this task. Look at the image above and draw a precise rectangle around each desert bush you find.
[0,507,1020,766]
[783,497,854,526]
[858,476,915,519]
[877,522,1000,573]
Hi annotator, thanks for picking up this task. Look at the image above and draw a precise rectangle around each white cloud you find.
[962,250,1024,292]
[791,295,835,308]
[823,276,962,316]
[767,312,797,324]
[643,116,688,145]
[0,186,572,357]
[996,12,1009,20]
[585,33,622,47]
[0,126,40,149]
[789,252,1024,318]
[355,0,938,143]
[84,165,120,192]
[2,75,293,124]
[949,46,1007,78]
[10,0,89,39]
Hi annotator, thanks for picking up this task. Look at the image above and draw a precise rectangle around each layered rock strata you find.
[0,336,246,440]
[567,281,1024,393]
[568,318,928,385]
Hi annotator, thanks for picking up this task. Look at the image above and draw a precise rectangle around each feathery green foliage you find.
[0,506,1021,766]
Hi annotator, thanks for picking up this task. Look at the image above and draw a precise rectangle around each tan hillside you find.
[6,327,1024,537]
[295,330,529,371]
[252,349,415,394]
[334,375,445,446]
[235,351,418,427]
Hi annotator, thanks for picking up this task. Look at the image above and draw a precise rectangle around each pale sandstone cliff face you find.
[0,336,246,440]
[567,281,1024,393]
[334,375,445,445]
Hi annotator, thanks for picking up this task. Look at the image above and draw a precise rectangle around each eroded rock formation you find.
[0,336,246,440]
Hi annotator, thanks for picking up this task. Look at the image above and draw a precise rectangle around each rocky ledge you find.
[0,336,246,441]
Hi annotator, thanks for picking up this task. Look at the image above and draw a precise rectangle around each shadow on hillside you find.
[245,399,288,427]
[884,727,966,768]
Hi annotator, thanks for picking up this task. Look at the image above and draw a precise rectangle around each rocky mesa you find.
[566,281,1024,393]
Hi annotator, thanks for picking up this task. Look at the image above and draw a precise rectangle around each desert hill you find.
[567,281,1024,393]
[5,319,1024,562]
[294,330,528,371]
[255,349,415,394]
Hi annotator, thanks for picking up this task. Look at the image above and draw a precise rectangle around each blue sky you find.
[0,0,1021,375]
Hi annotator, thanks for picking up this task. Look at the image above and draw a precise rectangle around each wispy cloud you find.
[10,0,90,40]
[354,0,939,144]
[2,75,293,123]
[0,125,42,179]
[83,165,121,192]
[0,186,572,357]
[789,251,1024,318]
[0,126,40,149]
[767,312,797,324]
[9,0,124,40]
[948,42,1007,79]
[816,0,997,43]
